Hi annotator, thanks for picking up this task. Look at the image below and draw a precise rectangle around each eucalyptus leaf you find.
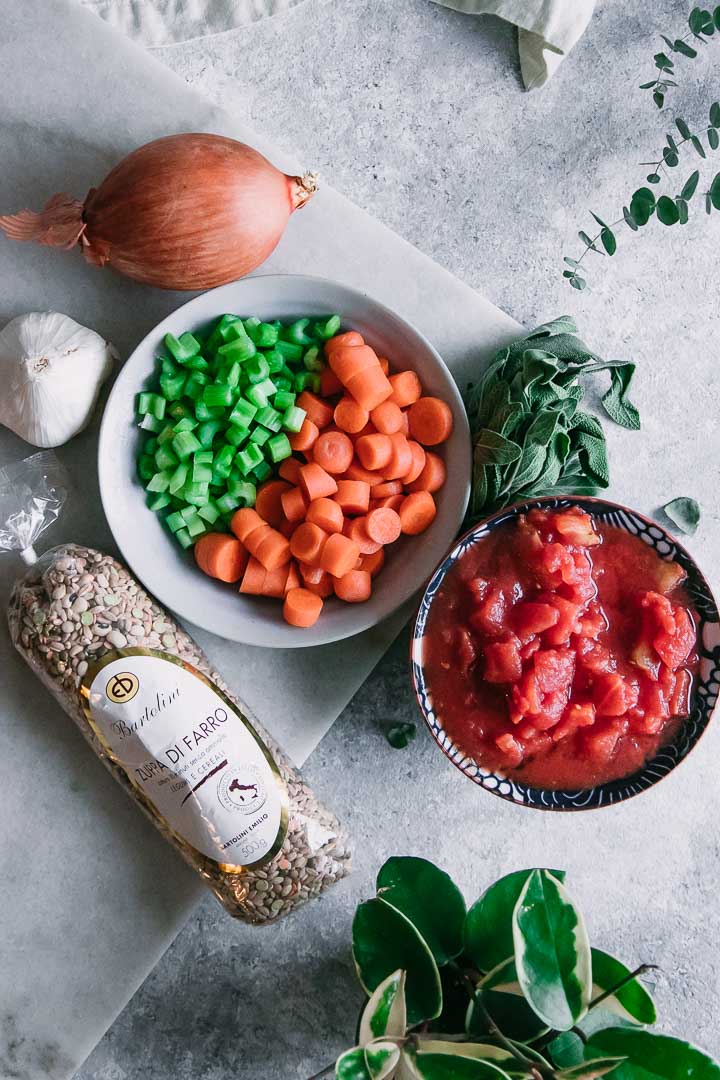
[709,126,720,150]
[600,229,616,255]
[337,1047,373,1080]
[656,195,680,224]
[653,91,665,108]
[377,857,467,966]
[590,949,656,1026]
[673,39,698,57]
[711,101,720,126]
[513,870,592,1031]
[622,206,638,231]
[387,723,417,749]
[629,188,655,226]
[585,1028,720,1079]
[463,870,566,973]
[680,169,700,199]
[662,147,679,167]
[353,899,443,1025]
[579,231,601,252]
[601,366,640,430]
[710,171,720,208]
[662,496,701,534]
[359,969,407,1047]
[676,117,692,138]
[691,134,707,158]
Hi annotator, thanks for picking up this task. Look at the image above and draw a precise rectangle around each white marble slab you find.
[0,1,520,1077]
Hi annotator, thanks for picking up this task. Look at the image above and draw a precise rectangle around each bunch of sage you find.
[465,316,639,525]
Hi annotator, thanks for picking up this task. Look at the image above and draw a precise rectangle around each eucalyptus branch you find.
[639,6,720,109]
[587,963,659,1012]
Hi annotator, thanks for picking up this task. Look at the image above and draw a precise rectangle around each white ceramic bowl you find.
[99,274,471,647]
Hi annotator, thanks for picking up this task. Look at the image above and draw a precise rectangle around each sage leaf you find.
[590,949,657,1025]
[601,366,640,430]
[575,432,609,486]
[359,970,407,1047]
[662,496,701,534]
[473,430,522,468]
[464,869,566,972]
[681,169,700,199]
[336,1047,373,1080]
[376,857,467,966]
[412,1052,513,1079]
[557,1059,626,1080]
[387,723,417,749]
[353,898,442,1025]
[526,315,578,338]
[365,1040,402,1080]
[584,1028,720,1079]
[513,870,592,1031]
[468,957,549,1043]
[656,195,680,224]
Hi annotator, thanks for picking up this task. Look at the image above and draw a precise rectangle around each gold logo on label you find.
[106,672,140,704]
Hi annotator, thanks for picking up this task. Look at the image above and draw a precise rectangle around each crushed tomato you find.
[423,507,698,790]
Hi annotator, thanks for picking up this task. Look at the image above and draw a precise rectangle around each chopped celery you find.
[172,430,202,459]
[282,405,307,434]
[175,527,193,549]
[147,491,171,511]
[252,461,273,484]
[267,433,292,463]
[228,398,258,430]
[255,406,282,432]
[236,443,264,475]
[203,383,234,408]
[165,511,186,533]
[139,413,162,433]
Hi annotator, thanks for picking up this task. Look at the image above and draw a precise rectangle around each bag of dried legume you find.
[4,453,351,922]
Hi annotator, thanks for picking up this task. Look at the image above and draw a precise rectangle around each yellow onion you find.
[0,133,317,291]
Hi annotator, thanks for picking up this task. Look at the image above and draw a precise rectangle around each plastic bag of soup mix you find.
[3,452,351,923]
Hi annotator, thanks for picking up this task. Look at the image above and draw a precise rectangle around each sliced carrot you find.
[402,440,426,485]
[334,479,371,515]
[408,396,454,446]
[405,450,446,493]
[334,396,369,435]
[280,486,309,524]
[279,457,303,485]
[242,522,272,556]
[255,480,292,527]
[345,365,393,412]
[372,480,402,498]
[370,494,404,512]
[299,462,339,501]
[300,565,334,598]
[262,563,290,598]
[398,410,410,436]
[231,507,265,544]
[325,331,364,360]
[399,491,437,535]
[313,430,354,475]
[356,433,393,472]
[370,400,403,434]
[385,433,413,479]
[239,556,267,595]
[328,343,378,384]
[194,534,248,583]
[289,417,320,452]
[284,561,301,593]
[334,569,372,603]
[290,522,328,565]
[342,460,385,487]
[365,507,402,545]
[278,518,295,538]
[296,391,334,429]
[344,517,382,555]
[378,357,390,375]
[320,533,361,577]
[283,588,323,628]
[307,497,344,534]
[299,562,325,585]
[320,367,343,397]
[360,548,385,578]
[388,370,422,409]
[255,530,291,572]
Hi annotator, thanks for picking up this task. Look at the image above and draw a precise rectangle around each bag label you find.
[80,649,287,869]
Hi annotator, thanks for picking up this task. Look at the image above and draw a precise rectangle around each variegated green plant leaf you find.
[353,899,442,1025]
[365,1039,402,1080]
[590,949,657,1025]
[467,958,548,1044]
[512,870,592,1031]
[411,1051,514,1079]
[415,1038,516,1065]
[464,869,566,973]
[359,970,407,1048]
[336,1046,373,1080]
[376,857,467,966]
[557,1058,626,1079]
[585,1028,720,1079]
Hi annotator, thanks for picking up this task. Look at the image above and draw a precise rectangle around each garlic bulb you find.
[0,312,116,447]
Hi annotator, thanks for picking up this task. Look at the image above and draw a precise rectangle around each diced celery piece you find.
[245,383,270,410]
[203,383,234,408]
[172,430,202,460]
[197,420,223,448]
[313,314,341,340]
[252,461,273,484]
[138,391,167,419]
[159,372,186,402]
[168,462,189,494]
[165,331,201,362]
[192,462,213,484]
[218,336,256,362]
[174,416,198,433]
[282,405,307,434]
[249,425,271,447]
[154,445,178,471]
[139,413,162,433]
[215,493,241,515]
[183,354,209,372]
[245,355,270,385]
[168,401,192,420]
[194,400,225,421]
[213,445,235,478]
[255,406,283,432]
[275,339,303,362]
[186,515,206,538]
[281,318,313,346]
[226,426,249,448]
[228,398,258,430]
[303,346,323,372]
[227,475,257,504]
[138,455,155,481]
[197,502,220,524]
[166,511,186,533]
[175,527,193,550]
[273,389,296,412]
[235,443,264,475]
[147,491,171,512]
[267,433,292,463]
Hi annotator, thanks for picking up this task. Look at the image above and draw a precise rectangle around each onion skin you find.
[0,133,317,291]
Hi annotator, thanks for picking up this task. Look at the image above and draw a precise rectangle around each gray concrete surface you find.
[76,1,720,1077]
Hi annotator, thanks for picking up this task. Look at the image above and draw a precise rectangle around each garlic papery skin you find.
[0,312,116,447]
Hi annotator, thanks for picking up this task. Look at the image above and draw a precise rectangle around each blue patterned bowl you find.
[411,497,720,810]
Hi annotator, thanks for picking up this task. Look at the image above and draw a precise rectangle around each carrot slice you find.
[262,563,291,598]
[325,331,364,360]
[365,507,402,545]
[405,450,446,493]
[239,556,267,595]
[296,391,334,429]
[299,562,325,585]
[255,530,291,571]
[328,344,378,384]
[307,497,344,534]
[370,494,404,512]
[284,561,301,593]
[194,534,248,583]
[299,462,339,501]
[344,517,382,555]
[313,430,354,475]
[320,533,361,577]
[342,461,385,487]
[345,365,393,412]
[231,507,265,544]
[388,370,422,408]
[408,396,454,446]
[399,491,437,535]
[280,486,309,524]
[356,433,393,472]
[399,410,410,436]
[242,523,272,556]
[320,367,343,397]
[372,480,402,498]
[289,417,320,452]
[278,518,294,538]
[384,433,413,479]
[334,396,369,435]
[359,548,385,578]
[402,440,426,484]
[255,480,292,527]
[279,457,303,485]
[334,569,372,603]
[334,480,371,515]
[300,566,334,598]
[290,522,328,565]
[370,400,403,434]
[283,588,323,628]
[378,357,390,375]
